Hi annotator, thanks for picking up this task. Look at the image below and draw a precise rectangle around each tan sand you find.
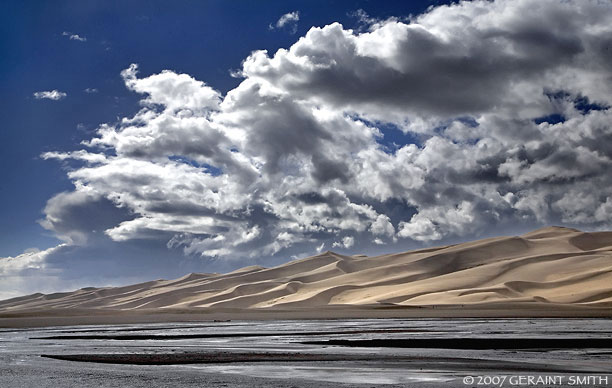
[1,226,611,327]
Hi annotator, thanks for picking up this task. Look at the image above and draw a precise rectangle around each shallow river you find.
[0,318,610,387]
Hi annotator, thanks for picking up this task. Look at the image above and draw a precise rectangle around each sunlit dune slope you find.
[1,226,611,311]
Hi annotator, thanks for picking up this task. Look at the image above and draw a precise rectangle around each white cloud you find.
[37,0,612,272]
[333,236,355,249]
[270,11,299,33]
[0,245,66,300]
[121,64,221,112]
[370,214,395,237]
[349,9,405,32]
[316,242,326,253]
[84,88,98,93]
[33,90,67,100]
[247,1,612,125]
[62,31,86,42]
[41,150,106,164]
[0,248,51,276]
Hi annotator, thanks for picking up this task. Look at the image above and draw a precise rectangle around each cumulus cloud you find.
[84,88,98,93]
[247,1,612,126]
[38,190,134,245]
[32,0,612,291]
[62,31,86,41]
[33,90,67,100]
[333,236,355,249]
[270,11,299,33]
[370,214,395,237]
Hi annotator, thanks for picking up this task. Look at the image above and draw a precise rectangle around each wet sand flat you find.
[1,318,611,387]
[2,302,611,328]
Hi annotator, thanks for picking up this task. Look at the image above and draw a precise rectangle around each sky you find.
[1,0,612,299]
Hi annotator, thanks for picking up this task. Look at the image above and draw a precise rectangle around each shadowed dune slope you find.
[1,226,612,311]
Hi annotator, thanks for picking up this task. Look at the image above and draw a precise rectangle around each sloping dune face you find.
[1,227,611,311]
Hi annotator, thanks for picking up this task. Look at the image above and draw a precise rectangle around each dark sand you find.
[302,337,612,350]
[39,352,607,374]
[2,303,611,328]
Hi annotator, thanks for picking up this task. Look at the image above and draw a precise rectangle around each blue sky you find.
[2,0,612,299]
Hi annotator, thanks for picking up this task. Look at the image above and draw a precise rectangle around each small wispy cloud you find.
[350,9,377,25]
[348,9,404,31]
[269,11,299,34]
[84,88,98,94]
[33,90,67,100]
[316,242,326,253]
[62,31,86,42]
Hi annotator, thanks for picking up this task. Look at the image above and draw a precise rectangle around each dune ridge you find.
[1,226,612,314]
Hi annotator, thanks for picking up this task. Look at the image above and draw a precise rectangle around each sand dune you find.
[1,226,611,316]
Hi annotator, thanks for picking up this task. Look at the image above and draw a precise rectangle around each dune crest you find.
[1,227,611,313]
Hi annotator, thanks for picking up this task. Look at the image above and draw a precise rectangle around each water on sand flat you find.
[1,318,611,387]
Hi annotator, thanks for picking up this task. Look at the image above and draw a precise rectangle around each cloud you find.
[38,190,134,245]
[0,245,66,300]
[350,9,377,26]
[349,9,404,32]
[62,31,86,42]
[333,236,355,249]
[370,214,395,237]
[316,242,326,253]
[121,64,221,112]
[247,1,612,127]
[22,0,612,298]
[0,247,54,276]
[0,240,218,300]
[84,88,98,93]
[41,150,106,164]
[270,11,299,33]
[33,90,67,100]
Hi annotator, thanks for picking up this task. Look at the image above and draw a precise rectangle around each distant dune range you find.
[1,227,611,326]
